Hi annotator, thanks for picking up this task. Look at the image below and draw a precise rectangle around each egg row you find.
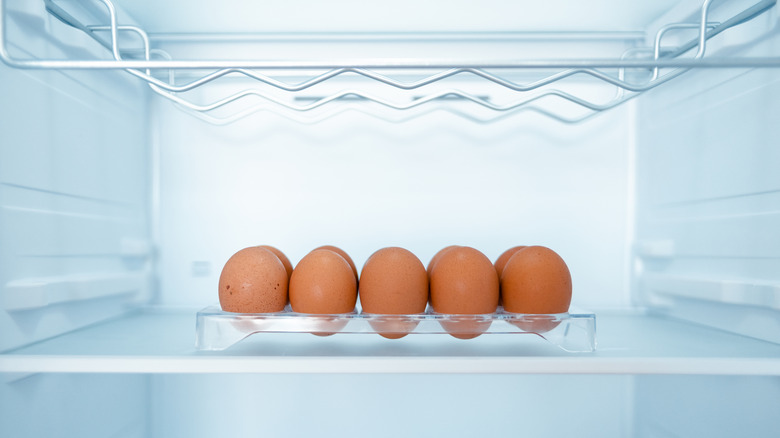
[218,245,572,327]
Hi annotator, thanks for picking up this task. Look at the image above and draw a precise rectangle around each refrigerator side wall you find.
[0,1,152,352]
[634,13,780,342]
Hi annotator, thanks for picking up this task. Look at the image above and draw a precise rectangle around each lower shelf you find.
[1,308,780,375]
[196,305,596,353]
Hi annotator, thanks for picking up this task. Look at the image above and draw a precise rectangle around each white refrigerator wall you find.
[154,87,633,311]
[151,374,634,438]
[150,374,780,438]
[1,373,149,438]
[5,373,780,438]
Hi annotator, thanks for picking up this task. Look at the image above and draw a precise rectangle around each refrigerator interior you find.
[1,0,780,437]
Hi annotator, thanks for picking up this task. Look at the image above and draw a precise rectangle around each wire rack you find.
[1,0,778,124]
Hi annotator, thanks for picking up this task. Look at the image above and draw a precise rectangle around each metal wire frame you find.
[134,27,716,125]
[104,3,733,123]
[1,0,778,69]
[0,0,777,124]
[42,0,766,92]
[106,25,640,125]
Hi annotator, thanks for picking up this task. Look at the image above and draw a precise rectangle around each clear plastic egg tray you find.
[196,305,596,352]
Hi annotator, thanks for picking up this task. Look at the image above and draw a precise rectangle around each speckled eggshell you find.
[315,245,358,282]
[290,249,357,314]
[359,247,428,339]
[426,245,460,279]
[218,247,289,313]
[258,245,293,280]
[501,245,572,315]
[430,246,499,339]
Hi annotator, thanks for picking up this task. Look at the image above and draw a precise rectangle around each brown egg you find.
[430,246,499,339]
[494,246,526,279]
[258,245,293,280]
[315,245,358,281]
[494,245,526,307]
[427,245,459,279]
[359,247,428,339]
[501,246,571,333]
[290,249,357,335]
[218,247,288,313]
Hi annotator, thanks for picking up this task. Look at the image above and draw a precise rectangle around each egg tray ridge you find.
[195,305,596,353]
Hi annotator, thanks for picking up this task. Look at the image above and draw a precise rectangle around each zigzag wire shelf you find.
[1,0,778,124]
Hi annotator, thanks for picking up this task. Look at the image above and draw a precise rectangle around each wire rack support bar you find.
[1,0,778,70]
